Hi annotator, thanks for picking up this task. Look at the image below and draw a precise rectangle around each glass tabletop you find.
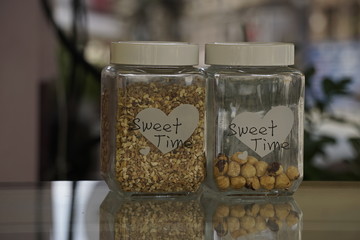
[0,181,359,240]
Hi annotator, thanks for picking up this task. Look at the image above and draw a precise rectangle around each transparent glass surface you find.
[206,66,305,196]
[2,181,360,239]
[101,65,206,196]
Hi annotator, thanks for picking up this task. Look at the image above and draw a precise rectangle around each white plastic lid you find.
[205,42,294,66]
[110,41,199,65]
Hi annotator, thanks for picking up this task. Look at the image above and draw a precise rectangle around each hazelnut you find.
[267,162,283,176]
[286,166,300,180]
[286,210,299,226]
[230,229,247,238]
[214,204,230,218]
[275,203,291,220]
[227,217,240,232]
[240,216,256,230]
[213,218,228,237]
[275,218,283,229]
[231,151,248,165]
[230,205,246,218]
[248,227,258,234]
[214,155,229,177]
[254,161,268,177]
[227,161,241,177]
[245,203,260,216]
[241,163,256,178]
[275,173,291,189]
[266,218,280,232]
[259,203,275,218]
[217,153,228,161]
[246,177,260,190]
[260,175,275,190]
[255,216,267,231]
[216,176,230,190]
[230,176,246,189]
[247,156,258,165]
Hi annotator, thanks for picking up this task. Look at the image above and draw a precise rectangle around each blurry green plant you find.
[304,67,360,180]
[41,0,101,180]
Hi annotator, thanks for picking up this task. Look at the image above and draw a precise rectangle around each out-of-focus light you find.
[309,11,327,34]
[85,39,110,67]
[51,181,72,240]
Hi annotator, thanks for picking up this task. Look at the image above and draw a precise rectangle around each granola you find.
[115,80,206,193]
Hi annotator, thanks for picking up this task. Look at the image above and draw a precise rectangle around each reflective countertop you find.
[0,181,359,240]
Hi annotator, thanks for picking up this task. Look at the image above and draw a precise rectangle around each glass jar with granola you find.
[101,41,206,196]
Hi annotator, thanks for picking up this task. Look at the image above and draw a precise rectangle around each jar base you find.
[203,185,295,199]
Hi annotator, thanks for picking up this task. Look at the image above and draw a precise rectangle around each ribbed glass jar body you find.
[101,65,206,196]
[205,66,304,196]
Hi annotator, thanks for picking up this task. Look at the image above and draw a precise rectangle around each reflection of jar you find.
[101,42,206,196]
[100,192,205,239]
[205,43,304,196]
[202,195,302,240]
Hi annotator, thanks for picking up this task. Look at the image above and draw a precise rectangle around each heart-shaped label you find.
[229,106,294,158]
[237,151,248,160]
[139,146,150,155]
[132,104,199,154]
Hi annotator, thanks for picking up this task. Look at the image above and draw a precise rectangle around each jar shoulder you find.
[205,66,303,77]
[102,64,204,75]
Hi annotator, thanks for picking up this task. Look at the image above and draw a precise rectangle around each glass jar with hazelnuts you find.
[204,42,304,196]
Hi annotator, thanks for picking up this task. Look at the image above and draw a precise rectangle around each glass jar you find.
[205,43,304,196]
[101,42,206,196]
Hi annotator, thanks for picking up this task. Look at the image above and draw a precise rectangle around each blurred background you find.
[1,0,360,182]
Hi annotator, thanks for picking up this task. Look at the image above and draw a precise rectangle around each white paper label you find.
[130,104,199,154]
[228,106,294,157]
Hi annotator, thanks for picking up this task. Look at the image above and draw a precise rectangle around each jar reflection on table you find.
[202,195,302,240]
[100,192,205,240]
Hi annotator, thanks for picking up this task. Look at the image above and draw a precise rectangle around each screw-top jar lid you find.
[110,41,199,66]
[205,42,294,66]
